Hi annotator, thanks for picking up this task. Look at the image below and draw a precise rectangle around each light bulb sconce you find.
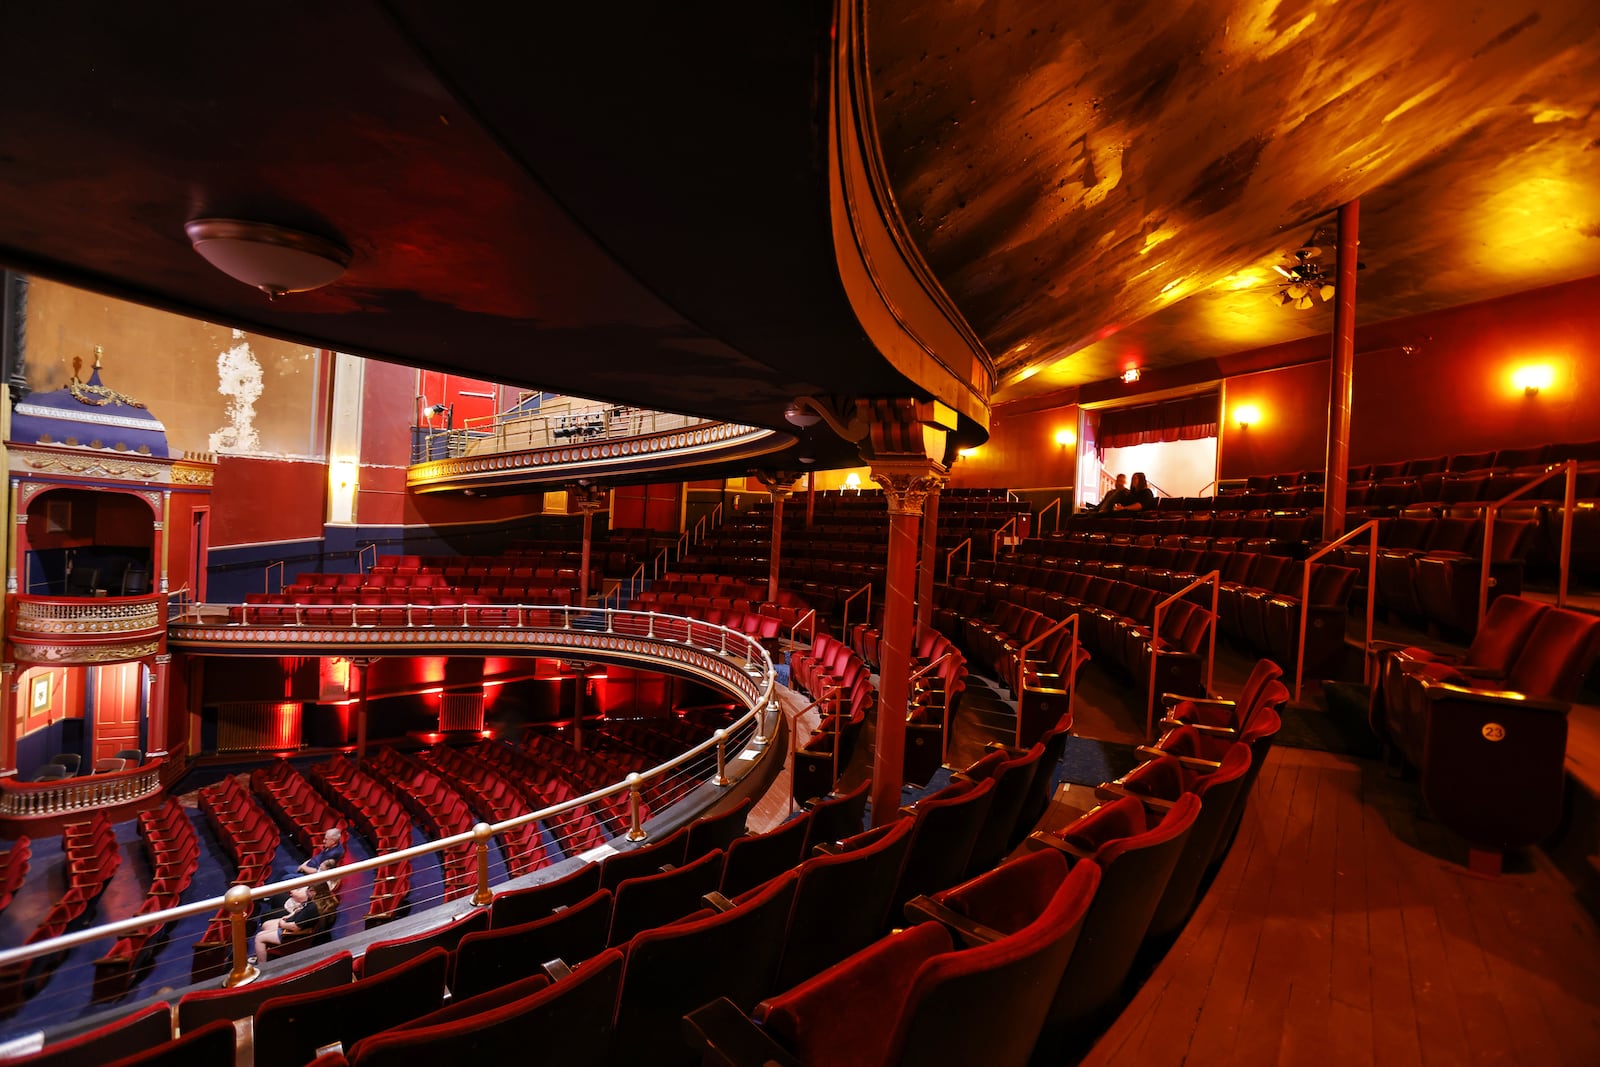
[1054,429,1076,447]
[1233,404,1261,429]
[1511,364,1553,397]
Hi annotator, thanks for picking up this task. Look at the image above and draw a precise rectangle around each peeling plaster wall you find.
[22,279,325,459]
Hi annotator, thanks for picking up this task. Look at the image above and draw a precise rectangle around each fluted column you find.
[868,461,946,825]
[915,483,942,637]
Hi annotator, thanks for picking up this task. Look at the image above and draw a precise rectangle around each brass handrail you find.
[1038,498,1062,535]
[1477,459,1576,623]
[652,546,670,581]
[357,543,378,574]
[0,613,778,980]
[1016,614,1078,749]
[1147,571,1220,741]
[840,584,872,644]
[909,649,958,762]
[1295,518,1381,702]
[991,517,1017,559]
[788,607,817,648]
[264,560,285,594]
[944,538,971,579]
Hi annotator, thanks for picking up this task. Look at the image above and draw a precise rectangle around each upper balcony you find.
[5,593,167,665]
[407,397,792,493]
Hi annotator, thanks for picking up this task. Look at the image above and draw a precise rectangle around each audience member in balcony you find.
[297,827,345,875]
[1098,473,1130,510]
[1113,471,1156,512]
[252,881,333,962]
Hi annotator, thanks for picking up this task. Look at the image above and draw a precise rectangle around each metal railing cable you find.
[0,616,776,1010]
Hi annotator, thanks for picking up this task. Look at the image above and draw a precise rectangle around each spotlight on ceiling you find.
[1121,368,1141,384]
[185,218,351,298]
[783,401,822,428]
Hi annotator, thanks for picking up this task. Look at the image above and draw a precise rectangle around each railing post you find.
[471,823,495,906]
[713,729,731,786]
[625,773,648,841]
[223,884,259,987]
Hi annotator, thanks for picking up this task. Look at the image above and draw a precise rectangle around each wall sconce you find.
[1121,368,1142,384]
[1054,429,1076,446]
[1234,404,1261,429]
[1511,364,1553,396]
[844,472,862,490]
[957,446,980,458]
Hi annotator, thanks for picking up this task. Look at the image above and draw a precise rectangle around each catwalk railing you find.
[0,609,779,1007]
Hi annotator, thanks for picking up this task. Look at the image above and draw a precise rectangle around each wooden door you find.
[92,662,143,761]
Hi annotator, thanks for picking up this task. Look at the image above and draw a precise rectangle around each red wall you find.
[211,457,327,546]
[1218,276,1600,478]
[948,404,1079,490]
[613,483,682,532]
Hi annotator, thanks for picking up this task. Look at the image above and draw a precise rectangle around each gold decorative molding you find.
[11,638,162,665]
[171,462,216,486]
[13,447,165,481]
[869,459,947,517]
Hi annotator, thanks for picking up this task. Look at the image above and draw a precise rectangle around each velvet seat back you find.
[347,950,624,1067]
[1505,608,1600,700]
[890,777,996,914]
[454,887,613,1000]
[607,847,723,947]
[719,812,811,898]
[254,947,448,1067]
[775,816,915,989]
[489,861,601,929]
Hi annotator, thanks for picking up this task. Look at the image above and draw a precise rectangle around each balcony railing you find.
[0,758,167,817]
[10,594,165,638]
[0,609,779,1008]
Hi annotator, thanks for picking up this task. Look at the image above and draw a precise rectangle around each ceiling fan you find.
[1273,245,1335,310]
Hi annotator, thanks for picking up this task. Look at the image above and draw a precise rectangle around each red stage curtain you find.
[1097,394,1218,450]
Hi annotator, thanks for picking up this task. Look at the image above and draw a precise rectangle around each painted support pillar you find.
[754,473,797,606]
[8,478,24,593]
[146,653,171,758]
[352,657,373,764]
[157,490,171,593]
[916,484,941,637]
[573,484,608,605]
[868,460,946,826]
[571,662,586,753]
[805,470,815,528]
[0,662,16,777]
[1323,199,1360,541]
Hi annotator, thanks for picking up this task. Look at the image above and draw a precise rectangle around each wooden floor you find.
[1082,745,1600,1067]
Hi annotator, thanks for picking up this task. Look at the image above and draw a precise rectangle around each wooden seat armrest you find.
[701,891,737,913]
[1172,754,1224,771]
[1161,692,1232,710]
[810,841,845,857]
[1418,679,1569,713]
[682,997,802,1067]
[1093,781,1178,812]
[541,958,574,981]
[1027,831,1095,862]
[903,895,1006,948]
[986,740,1023,757]
[1169,721,1241,738]
[1134,745,1168,762]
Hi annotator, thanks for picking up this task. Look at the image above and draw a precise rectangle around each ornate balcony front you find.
[5,593,166,665]
[407,415,791,493]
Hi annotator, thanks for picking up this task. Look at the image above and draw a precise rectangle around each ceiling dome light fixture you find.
[783,401,822,428]
[185,218,351,298]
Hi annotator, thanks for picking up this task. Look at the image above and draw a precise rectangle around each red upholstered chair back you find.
[254,947,449,1067]
[1042,792,1201,1045]
[489,858,601,929]
[761,853,1101,1067]
[13,1001,172,1067]
[776,816,915,990]
[608,846,723,947]
[348,950,623,1067]
[965,743,1046,877]
[1465,595,1548,676]
[891,777,996,913]
[613,870,800,1066]
[801,778,871,853]
[454,888,613,1001]
[1507,607,1600,700]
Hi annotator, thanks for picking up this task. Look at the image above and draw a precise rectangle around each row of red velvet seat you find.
[191,777,282,982]
[0,834,29,915]
[1240,439,1600,493]
[364,748,481,902]
[415,746,549,879]
[92,799,202,1000]
[1371,597,1600,870]
[470,741,612,857]
[962,545,1357,671]
[0,812,121,1011]
[250,760,338,856]
[304,757,412,924]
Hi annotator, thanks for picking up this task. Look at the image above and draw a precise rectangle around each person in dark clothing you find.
[298,827,345,874]
[1114,471,1156,512]
[253,881,332,962]
[1098,473,1129,510]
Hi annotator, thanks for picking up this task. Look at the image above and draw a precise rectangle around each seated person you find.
[1098,473,1129,510]
[298,827,345,875]
[253,882,334,962]
[1113,471,1156,512]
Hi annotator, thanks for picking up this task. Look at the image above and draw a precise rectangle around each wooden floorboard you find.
[1082,747,1600,1067]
